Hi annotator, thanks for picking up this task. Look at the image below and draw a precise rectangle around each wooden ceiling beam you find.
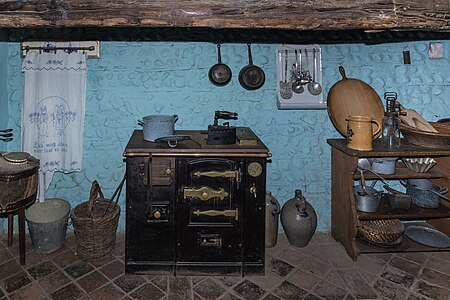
[0,0,448,32]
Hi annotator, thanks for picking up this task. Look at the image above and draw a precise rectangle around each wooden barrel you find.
[0,152,39,213]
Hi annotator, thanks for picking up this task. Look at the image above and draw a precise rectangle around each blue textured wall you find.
[5,40,450,232]
[0,42,9,236]
[0,42,8,152]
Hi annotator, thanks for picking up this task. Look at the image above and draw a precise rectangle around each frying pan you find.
[239,43,265,90]
[327,66,384,138]
[208,44,232,87]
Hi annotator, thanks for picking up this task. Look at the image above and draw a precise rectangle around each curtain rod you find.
[21,45,95,53]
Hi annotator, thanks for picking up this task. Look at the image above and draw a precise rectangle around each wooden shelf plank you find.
[328,139,450,157]
[357,235,449,254]
[352,164,450,180]
[358,196,450,220]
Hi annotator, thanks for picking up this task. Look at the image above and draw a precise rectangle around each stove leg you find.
[18,208,26,265]
[7,213,13,247]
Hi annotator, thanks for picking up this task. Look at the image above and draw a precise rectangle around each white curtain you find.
[22,50,87,201]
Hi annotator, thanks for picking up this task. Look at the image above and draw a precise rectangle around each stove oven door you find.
[176,158,243,274]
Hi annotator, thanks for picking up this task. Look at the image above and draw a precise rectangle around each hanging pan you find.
[209,44,232,87]
[239,43,265,90]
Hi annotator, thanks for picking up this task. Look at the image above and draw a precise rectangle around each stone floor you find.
[0,232,449,300]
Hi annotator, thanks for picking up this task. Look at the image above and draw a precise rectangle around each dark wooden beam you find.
[0,0,448,32]
[4,27,450,45]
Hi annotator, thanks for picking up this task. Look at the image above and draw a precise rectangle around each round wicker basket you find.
[358,219,404,245]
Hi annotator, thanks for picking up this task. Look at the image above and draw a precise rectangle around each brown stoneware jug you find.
[346,115,381,151]
[265,191,280,248]
[280,189,317,247]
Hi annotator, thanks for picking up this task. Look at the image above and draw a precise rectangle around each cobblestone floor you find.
[0,232,449,300]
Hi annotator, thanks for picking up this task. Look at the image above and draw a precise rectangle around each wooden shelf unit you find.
[328,139,450,261]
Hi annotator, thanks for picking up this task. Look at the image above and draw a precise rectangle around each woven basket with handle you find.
[72,176,125,260]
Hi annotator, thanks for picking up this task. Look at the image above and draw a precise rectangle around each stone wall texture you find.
[0,42,8,152]
[5,40,450,232]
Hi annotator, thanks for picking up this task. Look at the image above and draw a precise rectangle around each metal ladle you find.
[280,50,293,99]
[299,49,310,85]
[307,48,322,95]
[359,168,367,195]
[292,49,304,94]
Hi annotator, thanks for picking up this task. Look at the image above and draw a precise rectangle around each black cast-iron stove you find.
[123,114,270,276]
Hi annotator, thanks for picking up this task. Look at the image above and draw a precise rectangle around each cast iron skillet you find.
[208,44,232,86]
[239,43,265,90]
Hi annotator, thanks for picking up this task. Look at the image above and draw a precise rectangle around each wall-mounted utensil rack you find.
[276,44,325,110]
[20,41,100,59]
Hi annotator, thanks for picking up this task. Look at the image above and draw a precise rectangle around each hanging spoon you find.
[307,48,323,95]
[292,49,304,94]
[299,48,310,85]
[0,133,13,137]
[0,128,12,133]
[0,137,13,142]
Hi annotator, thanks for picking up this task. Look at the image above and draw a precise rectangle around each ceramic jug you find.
[346,115,381,151]
[265,191,280,248]
[280,189,317,247]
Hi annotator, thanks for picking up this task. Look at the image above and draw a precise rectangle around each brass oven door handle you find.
[250,182,257,198]
[193,208,239,220]
[194,170,241,183]
[183,186,229,201]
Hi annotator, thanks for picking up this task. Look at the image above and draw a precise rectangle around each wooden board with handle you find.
[327,66,385,138]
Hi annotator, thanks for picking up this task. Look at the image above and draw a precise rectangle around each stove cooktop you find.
[124,128,269,157]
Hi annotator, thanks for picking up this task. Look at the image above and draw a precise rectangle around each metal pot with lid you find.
[138,114,179,142]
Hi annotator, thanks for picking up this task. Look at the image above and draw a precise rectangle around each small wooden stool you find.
[0,152,39,265]
[2,195,36,264]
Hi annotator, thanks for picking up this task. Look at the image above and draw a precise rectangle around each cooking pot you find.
[353,185,383,213]
[383,185,411,210]
[371,157,398,175]
[138,114,178,142]
[401,179,450,208]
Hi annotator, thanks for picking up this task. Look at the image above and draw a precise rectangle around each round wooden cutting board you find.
[327,66,385,138]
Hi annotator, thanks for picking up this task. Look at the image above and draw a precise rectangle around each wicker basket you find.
[72,177,125,260]
[358,219,404,245]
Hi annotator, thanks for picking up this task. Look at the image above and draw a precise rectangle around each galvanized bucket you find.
[25,198,71,253]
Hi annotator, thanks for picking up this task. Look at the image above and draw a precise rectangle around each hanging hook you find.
[403,46,411,65]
